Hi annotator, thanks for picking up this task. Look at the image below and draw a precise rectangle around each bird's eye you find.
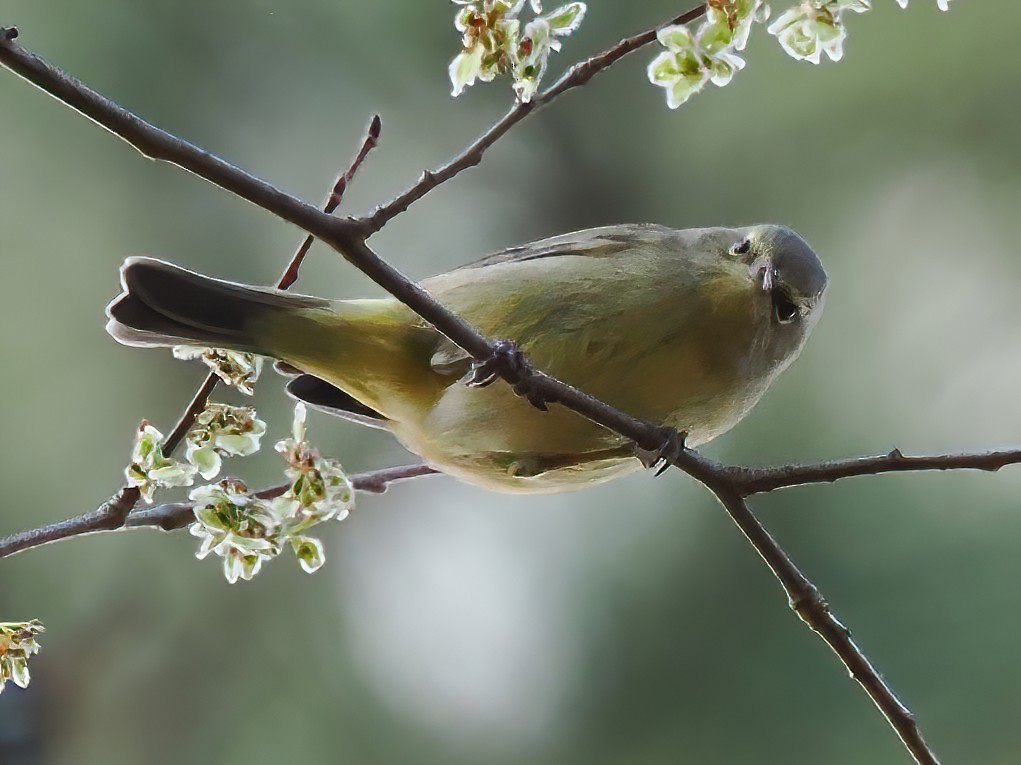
[731,238,752,256]
[771,288,799,324]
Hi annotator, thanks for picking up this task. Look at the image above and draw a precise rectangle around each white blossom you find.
[705,0,771,52]
[172,347,263,395]
[0,620,44,694]
[125,422,197,503]
[648,26,711,109]
[648,1,769,109]
[275,404,354,528]
[290,535,326,574]
[189,480,280,584]
[187,405,354,583]
[513,3,587,102]
[449,0,586,102]
[185,403,267,479]
[449,0,523,96]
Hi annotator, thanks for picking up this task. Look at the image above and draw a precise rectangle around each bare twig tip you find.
[1,27,18,41]
[368,114,382,141]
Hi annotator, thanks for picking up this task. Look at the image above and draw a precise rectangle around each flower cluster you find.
[0,620,44,694]
[449,0,586,103]
[172,347,263,395]
[125,422,197,502]
[125,402,267,503]
[185,403,267,480]
[767,0,866,63]
[648,0,769,109]
[649,0,951,107]
[768,0,950,65]
[189,480,280,583]
[188,404,354,583]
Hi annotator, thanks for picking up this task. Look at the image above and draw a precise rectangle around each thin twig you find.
[0,18,953,763]
[279,114,382,289]
[733,447,1021,495]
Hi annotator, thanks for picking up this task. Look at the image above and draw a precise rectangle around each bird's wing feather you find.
[285,374,391,430]
[452,223,674,272]
[424,224,680,376]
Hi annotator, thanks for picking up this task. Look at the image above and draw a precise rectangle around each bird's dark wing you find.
[285,374,391,431]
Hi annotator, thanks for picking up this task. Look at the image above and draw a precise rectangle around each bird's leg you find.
[465,339,551,411]
[634,425,688,477]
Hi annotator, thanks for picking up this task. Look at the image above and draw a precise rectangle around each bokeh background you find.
[1,2,1019,763]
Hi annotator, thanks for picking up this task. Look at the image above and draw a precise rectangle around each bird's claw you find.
[635,426,688,477]
[466,340,524,387]
[466,339,550,411]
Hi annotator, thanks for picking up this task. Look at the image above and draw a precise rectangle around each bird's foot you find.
[466,339,550,412]
[634,426,688,477]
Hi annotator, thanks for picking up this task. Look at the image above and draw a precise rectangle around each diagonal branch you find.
[706,483,937,765]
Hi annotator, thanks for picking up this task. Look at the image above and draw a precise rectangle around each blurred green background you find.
[1,2,1019,763]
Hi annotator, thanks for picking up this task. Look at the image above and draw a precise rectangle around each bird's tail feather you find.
[105,257,329,354]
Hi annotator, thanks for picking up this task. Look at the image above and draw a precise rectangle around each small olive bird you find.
[106,224,827,493]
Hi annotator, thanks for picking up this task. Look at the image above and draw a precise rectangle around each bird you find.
[105,223,827,493]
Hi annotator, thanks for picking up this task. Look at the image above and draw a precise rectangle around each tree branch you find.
[0,488,140,559]
[124,462,437,532]
[0,463,437,552]
[732,447,1021,495]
